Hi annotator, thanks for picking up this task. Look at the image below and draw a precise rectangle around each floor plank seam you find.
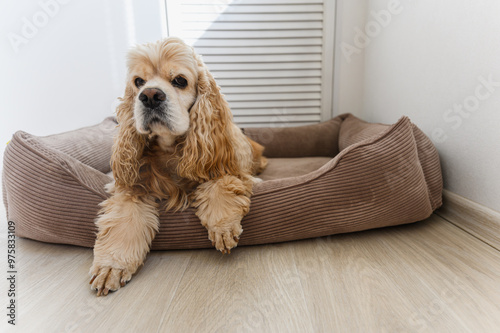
[155,252,194,333]
[435,212,500,253]
[291,249,316,330]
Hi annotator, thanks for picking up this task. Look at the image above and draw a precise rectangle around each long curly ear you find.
[111,84,146,189]
[177,63,243,182]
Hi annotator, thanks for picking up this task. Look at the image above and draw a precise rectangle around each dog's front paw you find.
[89,263,133,296]
[207,221,243,254]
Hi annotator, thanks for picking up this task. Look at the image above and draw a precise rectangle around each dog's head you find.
[112,38,249,189]
[127,37,198,141]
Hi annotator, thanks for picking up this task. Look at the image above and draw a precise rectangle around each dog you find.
[89,37,267,296]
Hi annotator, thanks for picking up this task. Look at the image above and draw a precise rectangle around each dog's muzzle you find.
[138,87,171,132]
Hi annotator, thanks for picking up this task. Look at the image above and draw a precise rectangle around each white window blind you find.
[165,0,335,127]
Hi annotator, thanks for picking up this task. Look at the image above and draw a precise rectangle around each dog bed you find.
[2,114,442,250]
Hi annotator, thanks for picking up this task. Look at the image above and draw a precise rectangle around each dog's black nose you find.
[139,88,166,109]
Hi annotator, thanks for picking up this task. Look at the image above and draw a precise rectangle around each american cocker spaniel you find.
[90,37,267,296]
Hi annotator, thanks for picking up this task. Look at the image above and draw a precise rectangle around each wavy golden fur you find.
[90,38,267,296]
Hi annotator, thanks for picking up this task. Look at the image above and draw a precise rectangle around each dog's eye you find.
[134,77,146,88]
[172,76,187,89]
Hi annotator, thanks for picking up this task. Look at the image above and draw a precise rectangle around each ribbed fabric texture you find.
[2,114,443,250]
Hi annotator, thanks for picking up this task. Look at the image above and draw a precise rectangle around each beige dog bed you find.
[2,114,442,250]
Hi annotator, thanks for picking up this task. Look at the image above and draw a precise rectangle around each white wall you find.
[336,0,500,212]
[0,0,165,168]
[333,0,366,118]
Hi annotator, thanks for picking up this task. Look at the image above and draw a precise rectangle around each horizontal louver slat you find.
[206,61,321,71]
[225,92,321,102]
[229,99,321,109]
[180,30,322,39]
[231,107,321,116]
[241,122,317,128]
[195,46,322,55]
[203,54,322,63]
[216,77,322,86]
[235,114,322,123]
[181,0,323,5]
[181,5,323,14]
[184,13,323,22]
[184,38,323,47]
[211,69,321,79]
[221,85,321,94]
[182,21,323,31]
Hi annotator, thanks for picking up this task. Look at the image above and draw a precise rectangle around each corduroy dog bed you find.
[2,114,442,250]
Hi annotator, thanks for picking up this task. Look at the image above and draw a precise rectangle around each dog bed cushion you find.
[2,114,443,250]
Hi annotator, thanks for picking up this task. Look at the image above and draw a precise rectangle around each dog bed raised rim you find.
[2,113,443,250]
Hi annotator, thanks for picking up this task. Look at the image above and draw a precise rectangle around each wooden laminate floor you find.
[1,204,499,332]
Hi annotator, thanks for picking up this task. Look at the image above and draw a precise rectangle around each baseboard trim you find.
[436,190,500,251]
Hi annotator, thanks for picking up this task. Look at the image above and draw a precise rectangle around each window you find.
[166,0,335,127]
